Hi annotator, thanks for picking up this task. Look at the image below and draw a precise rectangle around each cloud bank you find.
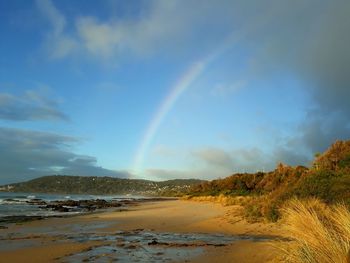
[0,127,130,184]
[0,90,130,184]
[0,91,68,121]
[36,0,243,60]
[255,1,350,159]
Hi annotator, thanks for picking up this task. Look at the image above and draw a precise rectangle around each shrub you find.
[244,202,263,222]
[339,154,350,169]
[264,203,280,222]
[293,170,350,204]
[293,170,337,202]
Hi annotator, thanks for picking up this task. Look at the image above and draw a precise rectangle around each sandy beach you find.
[0,200,285,262]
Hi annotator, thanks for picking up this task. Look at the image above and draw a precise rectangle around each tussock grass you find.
[183,194,249,206]
[278,198,350,263]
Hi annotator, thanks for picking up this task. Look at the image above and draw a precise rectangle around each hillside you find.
[1,175,204,196]
[188,140,350,221]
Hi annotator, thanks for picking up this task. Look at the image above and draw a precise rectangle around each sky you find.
[0,0,349,184]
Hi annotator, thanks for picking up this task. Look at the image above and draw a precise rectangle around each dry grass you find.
[182,194,250,206]
[184,195,276,222]
[278,198,350,263]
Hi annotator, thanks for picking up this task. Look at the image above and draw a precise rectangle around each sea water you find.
[0,192,142,218]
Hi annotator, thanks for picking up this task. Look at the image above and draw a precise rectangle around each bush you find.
[264,203,280,222]
[293,170,350,204]
[339,154,350,169]
[244,203,263,222]
[293,170,337,201]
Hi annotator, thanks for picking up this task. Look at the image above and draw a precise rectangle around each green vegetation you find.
[2,176,203,196]
[188,140,350,222]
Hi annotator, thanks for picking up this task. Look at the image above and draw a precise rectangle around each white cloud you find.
[0,90,69,121]
[211,80,247,97]
[35,0,241,61]
[143,141,313,180]
[0,126,131,184]
[36,0,77,58]
[72,1,204,59]
[193,147,233,169]
[144,167,228,181]
[193,146,276,174]
[36,0,65,36]
[76,17,123,58]
[50,36,77,59]
[151,144,177,157]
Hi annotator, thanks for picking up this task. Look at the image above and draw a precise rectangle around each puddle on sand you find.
[0,220,115,237]
[0,221,115,251]
[65,244,203,263]
[0,239,40,251]
[62,229,273,263]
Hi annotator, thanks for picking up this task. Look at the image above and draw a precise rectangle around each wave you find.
[0,210,83,219]
[0,198,30,204]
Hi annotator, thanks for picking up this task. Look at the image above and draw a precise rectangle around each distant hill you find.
[1,175,204,196]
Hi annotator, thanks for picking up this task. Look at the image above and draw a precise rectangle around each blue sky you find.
[0,0,349,184]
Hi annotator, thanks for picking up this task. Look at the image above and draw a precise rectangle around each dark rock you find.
[57,206,70,212]
[148,240,159,245]
[0,215,46,224]
[26,199,47,205]
[125,244,138,249]
[40,199,123,214]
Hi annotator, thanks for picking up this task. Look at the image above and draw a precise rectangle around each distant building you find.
[0,185,14,191]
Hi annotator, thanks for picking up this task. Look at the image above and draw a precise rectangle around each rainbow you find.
[131,61,206,174]
[131,7,277,177]
[131,41,234,175]
[131,44,223,175]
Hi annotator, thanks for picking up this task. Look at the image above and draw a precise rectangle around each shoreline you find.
[0,199,285,262]
[0,195,177,225]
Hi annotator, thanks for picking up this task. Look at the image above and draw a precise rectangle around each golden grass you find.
[278,198,350,263]
[182,194,250,206]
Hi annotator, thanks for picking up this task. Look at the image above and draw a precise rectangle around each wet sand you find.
[0,200,284,262]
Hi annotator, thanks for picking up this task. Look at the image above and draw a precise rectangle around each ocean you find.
[0,192,141,219]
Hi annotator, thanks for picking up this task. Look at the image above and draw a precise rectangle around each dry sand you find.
[0,200,285,262]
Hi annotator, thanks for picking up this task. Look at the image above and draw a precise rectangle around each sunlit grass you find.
[183,194,249,206]
[278,198,350,263]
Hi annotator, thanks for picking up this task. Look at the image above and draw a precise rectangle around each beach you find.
[0,199,284,262]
